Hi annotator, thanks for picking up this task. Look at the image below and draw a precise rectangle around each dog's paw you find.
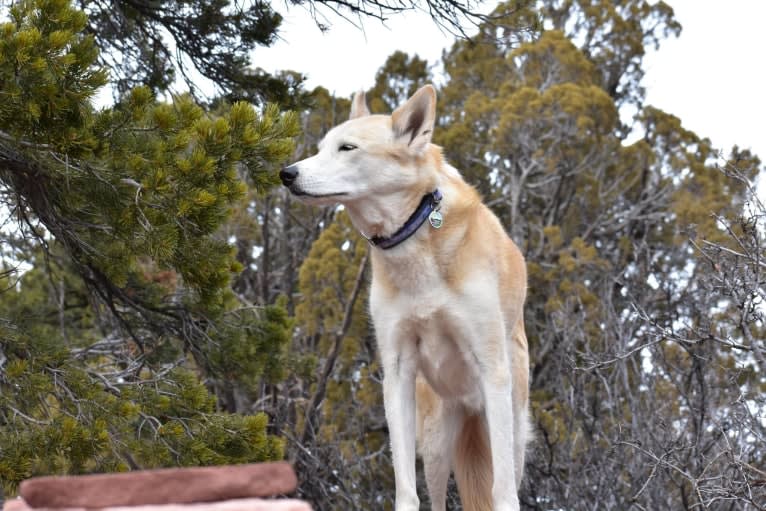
[394,495,420,511]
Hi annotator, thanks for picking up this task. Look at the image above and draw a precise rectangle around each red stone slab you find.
[19,462,297,509]
[3,498,312,511]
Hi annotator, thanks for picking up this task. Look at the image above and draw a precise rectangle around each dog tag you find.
[429,210,443,229]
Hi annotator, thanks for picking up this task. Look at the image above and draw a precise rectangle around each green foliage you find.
[367,51,431,112]
[297,212,368,340]
[206,299,293,390]
[75,0,289,102]
[0,258,285,493]
[539,0,681,106]
[0,0,106,151]
[80,91,298,306]
[2,3,300,306]
[0,0,298,493]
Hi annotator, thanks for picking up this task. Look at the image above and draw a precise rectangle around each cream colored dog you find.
[281,85,531,511]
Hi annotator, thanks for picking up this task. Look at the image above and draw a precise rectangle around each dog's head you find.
[280,85,437,205]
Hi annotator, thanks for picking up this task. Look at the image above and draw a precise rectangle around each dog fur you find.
[282,85,531,511]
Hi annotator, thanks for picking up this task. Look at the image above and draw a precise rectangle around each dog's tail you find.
[454,413,493,511]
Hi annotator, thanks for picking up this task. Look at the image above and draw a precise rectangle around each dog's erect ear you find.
[350,90,370,120]
[391,85,436,153]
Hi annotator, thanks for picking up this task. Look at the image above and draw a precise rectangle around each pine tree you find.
[72,0,497,104]
[0,0,297,493]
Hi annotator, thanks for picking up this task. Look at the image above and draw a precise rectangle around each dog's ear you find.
[392,85,436,154]
[350,90,370,119]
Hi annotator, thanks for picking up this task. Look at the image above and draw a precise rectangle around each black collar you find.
[367,190,443,250]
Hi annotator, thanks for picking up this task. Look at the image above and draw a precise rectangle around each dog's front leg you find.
[380,334,420,511]
[483,378,519,511]
[477,320,520,511]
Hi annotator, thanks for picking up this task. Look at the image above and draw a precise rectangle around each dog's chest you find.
[415,322,482,404]
[371,249,448,308]
[370,254,484,404]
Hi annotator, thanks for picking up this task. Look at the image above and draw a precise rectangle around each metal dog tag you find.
[429,210,443,229]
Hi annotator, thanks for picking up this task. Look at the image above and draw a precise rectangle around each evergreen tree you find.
[367,51,431,112]
[72,0,496,104]
[435,1,764,508]
[0,0,297,493]
[74,0,290,103]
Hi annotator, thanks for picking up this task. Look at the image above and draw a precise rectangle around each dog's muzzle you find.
[280,164,299,187]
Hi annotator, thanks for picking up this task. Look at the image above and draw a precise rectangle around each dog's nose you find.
[280,165,299,186]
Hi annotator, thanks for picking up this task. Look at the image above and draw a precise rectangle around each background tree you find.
[434,1,764,508]
[288,212,379,508]
[75,0,289,102]
[367,51,431,112]
[279,1,764,509]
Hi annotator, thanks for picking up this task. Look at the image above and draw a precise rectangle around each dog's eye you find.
[339,143,357,152]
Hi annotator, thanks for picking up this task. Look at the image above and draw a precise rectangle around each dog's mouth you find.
[289,187,348,199]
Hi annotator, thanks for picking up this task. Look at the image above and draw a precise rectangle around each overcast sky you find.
[255,0,766,162]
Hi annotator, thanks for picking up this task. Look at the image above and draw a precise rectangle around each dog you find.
[281,85,531,511]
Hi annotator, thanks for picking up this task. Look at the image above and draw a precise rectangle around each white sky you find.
[255,0,766,161]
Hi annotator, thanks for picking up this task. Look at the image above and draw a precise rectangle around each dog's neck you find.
[345,187,433,242]
[369,191,442,249]
[344,146,449,248]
